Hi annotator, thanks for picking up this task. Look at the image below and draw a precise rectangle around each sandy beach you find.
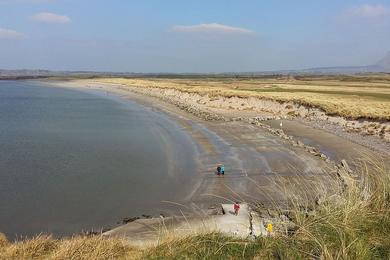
[2,1,390,257]
[46,79,390,209]
[32,78,387,244]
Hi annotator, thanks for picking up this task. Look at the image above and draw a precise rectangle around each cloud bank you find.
[344,4,390,18]
[31,12,70,24]
[172,23,254,35]
[0,28,24,39]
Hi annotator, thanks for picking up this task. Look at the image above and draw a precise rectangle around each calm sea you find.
[0,80,197,239]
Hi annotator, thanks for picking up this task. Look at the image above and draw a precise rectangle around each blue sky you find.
[0,0,389,72]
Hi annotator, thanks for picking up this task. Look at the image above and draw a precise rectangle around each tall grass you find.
[0,159,389,259]
[272,158,390,259]
[0,235,141,259]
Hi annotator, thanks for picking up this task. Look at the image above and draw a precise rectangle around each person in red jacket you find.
[234,202,240,215]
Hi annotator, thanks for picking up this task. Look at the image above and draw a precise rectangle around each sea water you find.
[0,80,197,238]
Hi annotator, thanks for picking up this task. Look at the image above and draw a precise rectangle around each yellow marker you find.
[267,223,273,233]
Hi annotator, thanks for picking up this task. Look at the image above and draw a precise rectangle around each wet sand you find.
[47,79,380,210]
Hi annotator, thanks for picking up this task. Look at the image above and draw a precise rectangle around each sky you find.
[0,0,390,73]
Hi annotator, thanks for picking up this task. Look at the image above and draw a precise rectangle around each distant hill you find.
[0,70,132,80]
[1,51,390,77]
[376,51,390,71]
[301,51,390,74]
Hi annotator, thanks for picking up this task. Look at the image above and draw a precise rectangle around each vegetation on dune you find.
[92,76,390,120]
[144,233,263,259]
[1,159,389,259]
[284,159,390,259]
[0,235,141,259]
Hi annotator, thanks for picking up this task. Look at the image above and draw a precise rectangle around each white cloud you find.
[31,12,70,24]
[172,23,254,35]
[344,4,390,18]
[0,27,24,39]
[0,0,53,3]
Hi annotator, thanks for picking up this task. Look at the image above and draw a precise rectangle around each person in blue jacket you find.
[221,165,225,175]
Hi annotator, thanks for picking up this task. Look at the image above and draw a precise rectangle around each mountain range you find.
[1,52,390,77]
[300,51,390,74]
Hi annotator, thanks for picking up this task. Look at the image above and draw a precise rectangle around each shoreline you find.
[46,78,390,177]
[0,80,202,239]
[37,79,389,241]
[49,78,389,157]
[109,80,390,157]
[45,79,390,186]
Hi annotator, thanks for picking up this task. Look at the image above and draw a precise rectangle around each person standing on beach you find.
[217,165,221,175]
[234,202,240,215]
[221,165,225,175]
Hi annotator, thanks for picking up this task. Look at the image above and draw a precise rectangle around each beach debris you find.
[122,217,140,224]
[266,223,273,235]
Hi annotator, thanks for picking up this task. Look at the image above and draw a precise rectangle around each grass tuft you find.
[144,233,262,259]
[0,234,57,259]
[0,233,8,248]
[52,235,139,260]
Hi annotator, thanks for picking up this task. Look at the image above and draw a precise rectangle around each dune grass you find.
[0,234,141,259]
[91,75,390,120]
[1,158,389,259]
